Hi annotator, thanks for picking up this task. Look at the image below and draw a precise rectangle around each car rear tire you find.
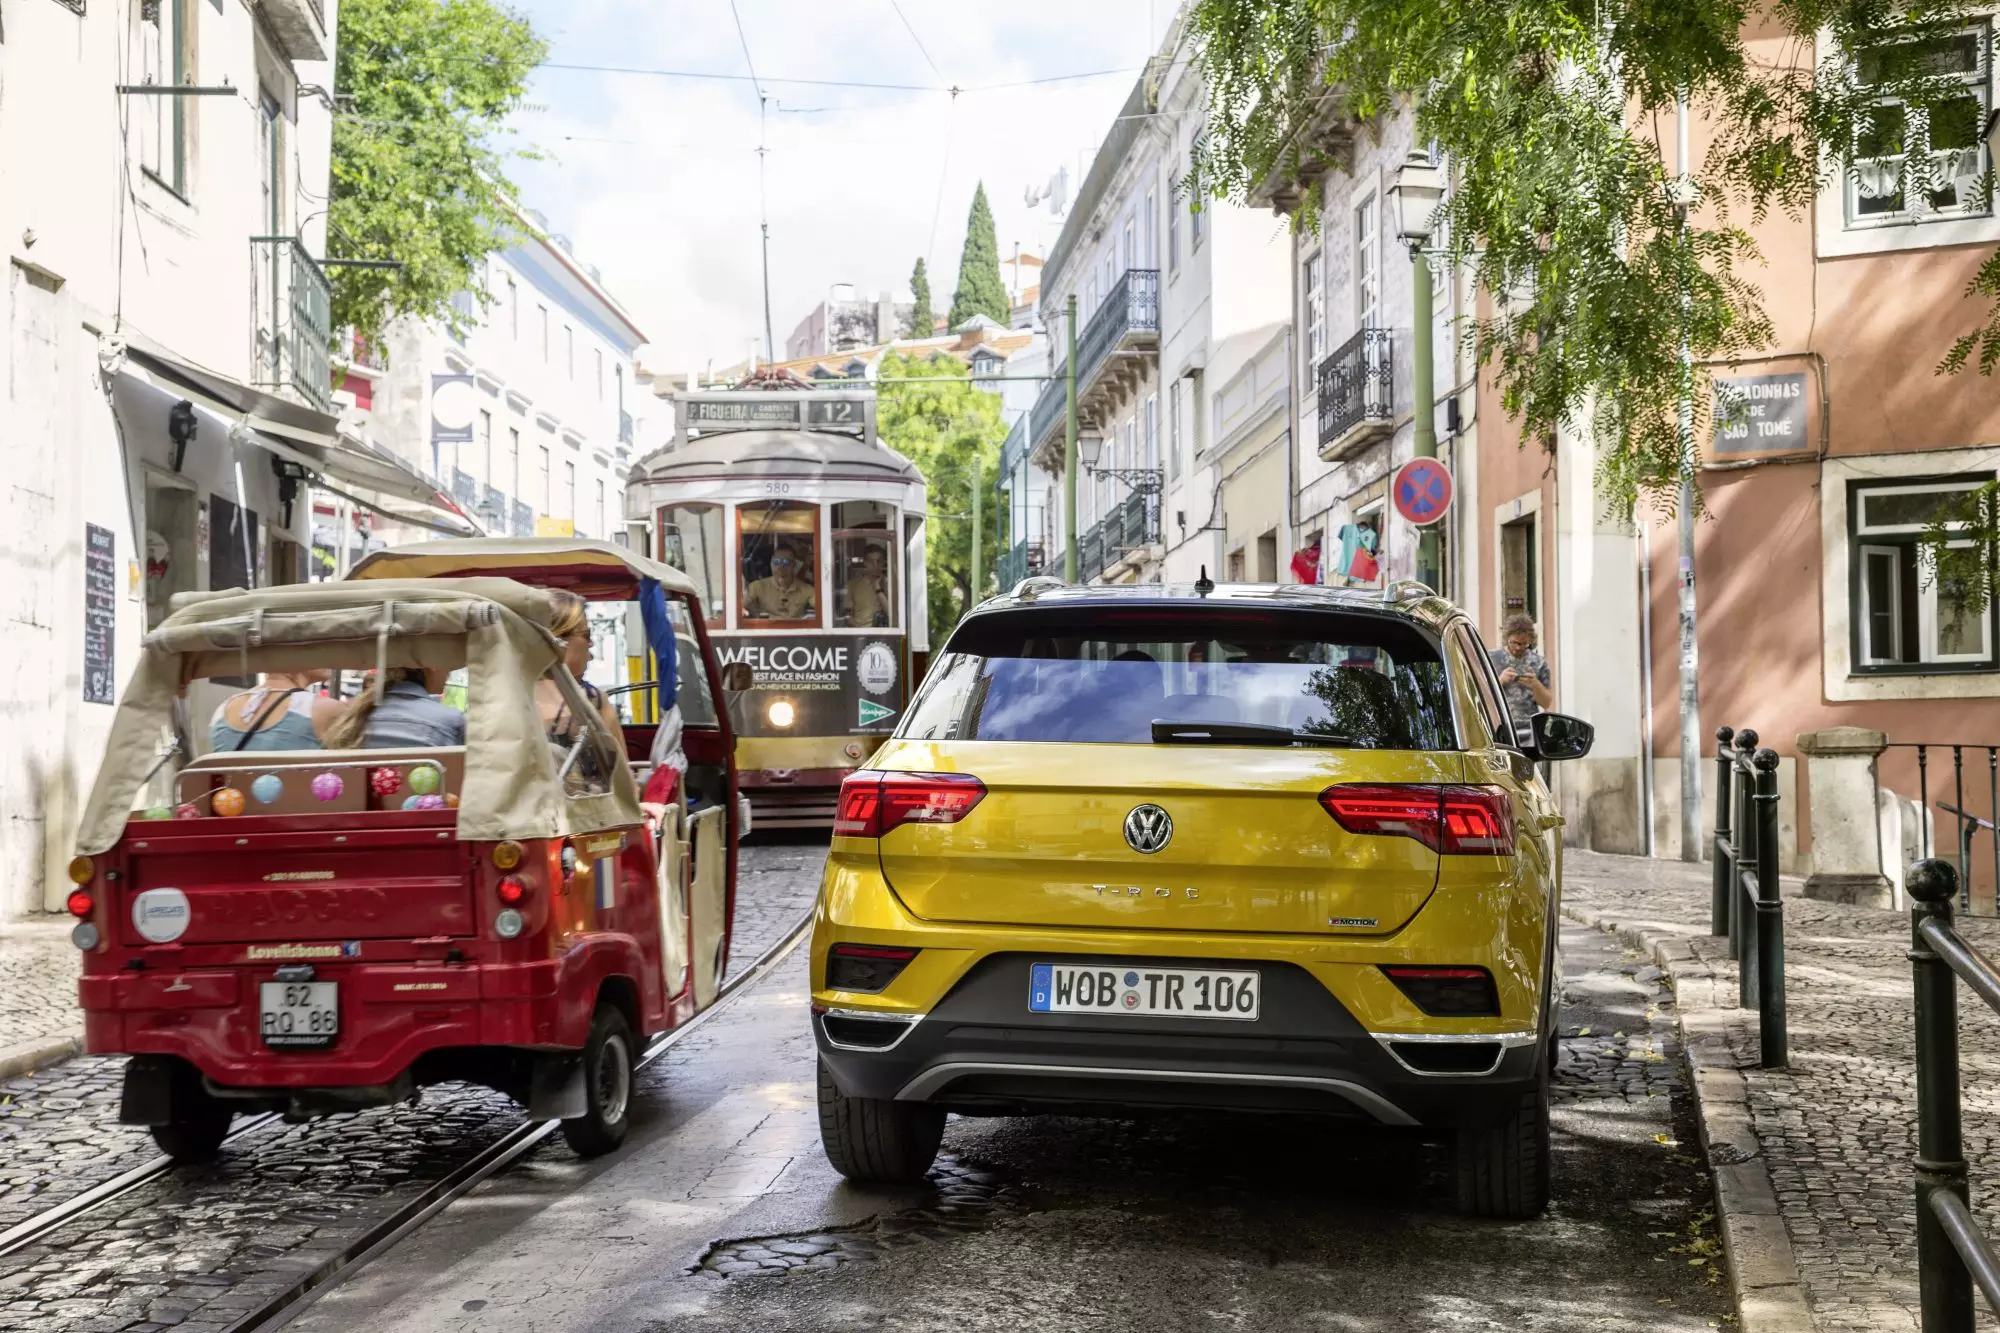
[561,1005,635,1158]
[816,1057,944,1184]
[150,1093,232,1163]
[1453,1056,1551,1220]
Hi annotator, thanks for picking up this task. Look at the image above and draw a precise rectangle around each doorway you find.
[1500,514,1539,622]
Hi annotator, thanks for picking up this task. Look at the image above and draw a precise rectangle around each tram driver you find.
[742,540,816,621]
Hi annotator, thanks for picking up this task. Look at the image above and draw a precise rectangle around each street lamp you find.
[1075,430,1163,495]
[1388,149,1446,594]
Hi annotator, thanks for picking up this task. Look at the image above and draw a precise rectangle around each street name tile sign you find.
[1712,372,1808,457]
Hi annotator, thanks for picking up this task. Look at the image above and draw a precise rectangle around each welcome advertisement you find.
[712,634,905,737]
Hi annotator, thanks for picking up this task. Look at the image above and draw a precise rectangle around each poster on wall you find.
[83,524,116,705]
[712,635,905,736]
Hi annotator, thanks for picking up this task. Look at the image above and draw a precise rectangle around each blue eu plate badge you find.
[1029,963,1053,1012]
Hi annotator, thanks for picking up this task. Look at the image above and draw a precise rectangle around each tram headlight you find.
[767,699,796,729]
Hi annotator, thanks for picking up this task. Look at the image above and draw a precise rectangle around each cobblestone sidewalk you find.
[0,915,82,1079]
[1564,848,2000,1333]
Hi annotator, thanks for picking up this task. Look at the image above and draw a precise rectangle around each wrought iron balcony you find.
[1079,490,1159,583]
[1027,268,1161,456]
[996,538,1048,590]
[1316,326,1394,461]
[998,414,1028,482]
[251,236,333,413]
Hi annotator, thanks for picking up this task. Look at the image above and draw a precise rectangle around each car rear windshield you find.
[899,606,1458,749]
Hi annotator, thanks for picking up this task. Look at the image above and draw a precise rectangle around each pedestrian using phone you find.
[1489,613,1553,734]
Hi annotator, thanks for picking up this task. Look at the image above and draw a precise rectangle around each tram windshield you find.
[657,502,727,622]
[738,500,820,627]
[832,501,898,629]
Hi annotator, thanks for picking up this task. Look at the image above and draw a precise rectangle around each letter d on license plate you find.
[1029,963,1259,1020]
[260,981,339,1049]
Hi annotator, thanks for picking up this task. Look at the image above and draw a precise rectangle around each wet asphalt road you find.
[290,844,1732,1333]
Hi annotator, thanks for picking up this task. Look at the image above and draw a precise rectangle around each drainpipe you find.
[1674,91,1704,862]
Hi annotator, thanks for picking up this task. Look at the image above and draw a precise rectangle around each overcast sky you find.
[499,0,1172,375]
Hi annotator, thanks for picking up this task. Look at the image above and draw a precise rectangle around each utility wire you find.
[728,0,776,367]
[530,59,1139,93]
[887,0,950,87]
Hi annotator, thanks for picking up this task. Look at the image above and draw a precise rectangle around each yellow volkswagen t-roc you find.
[809,580,1592,1218]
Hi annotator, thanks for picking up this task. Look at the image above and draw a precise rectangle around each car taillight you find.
[496,875,528,906]
[65,889,94,918]
[834,772,986,838]
[826,943,919,992]
[1381,965,1501,1016]
[1319,784,1512,855]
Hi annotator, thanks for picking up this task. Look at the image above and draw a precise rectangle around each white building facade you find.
[0,0,454,918]
[997,12,1290,590]
[346,211,648,551]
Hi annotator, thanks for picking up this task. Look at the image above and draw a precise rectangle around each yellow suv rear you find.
[809,582,1593,1218]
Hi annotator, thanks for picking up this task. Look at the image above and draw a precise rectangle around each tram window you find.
[657,503,726,621]
[738,500,820,627]
[832,501,898,629]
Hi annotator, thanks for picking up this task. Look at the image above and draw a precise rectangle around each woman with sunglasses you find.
[537,590,623,759]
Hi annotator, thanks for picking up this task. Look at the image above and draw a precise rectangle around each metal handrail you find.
[1908,857,2000,1329]
[1710,725,1788,1067]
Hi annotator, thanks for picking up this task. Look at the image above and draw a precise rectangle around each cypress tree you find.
[947,183,1010,329]
[906,258,934,338]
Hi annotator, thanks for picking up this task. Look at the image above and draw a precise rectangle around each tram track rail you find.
[0,908,813,1328]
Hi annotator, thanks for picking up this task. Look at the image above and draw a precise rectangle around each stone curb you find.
[0,1034,83,1083]
[1562,901,1817,1333]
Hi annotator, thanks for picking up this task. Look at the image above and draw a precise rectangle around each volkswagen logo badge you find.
[1123,804,1173,854]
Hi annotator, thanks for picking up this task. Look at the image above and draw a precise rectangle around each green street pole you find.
[1410,247,1440,591]
[971,454,983,607]
[1064,294,1079,583]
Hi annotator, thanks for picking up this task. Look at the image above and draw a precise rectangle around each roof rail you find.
[1382,579,1437,604]
[1010,575,1067,602]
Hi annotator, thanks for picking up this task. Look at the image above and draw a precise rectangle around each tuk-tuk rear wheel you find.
[150,1094,233,1163]
[560,1005,634,1158]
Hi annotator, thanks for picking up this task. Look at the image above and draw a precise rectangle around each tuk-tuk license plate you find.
[260,982,339,1049]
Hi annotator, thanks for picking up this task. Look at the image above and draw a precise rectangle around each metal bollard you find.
[1712,725,1736,936]
[1753,748,1786,1067]
[1732,729,1760,970]
[1909,857,1974,1333]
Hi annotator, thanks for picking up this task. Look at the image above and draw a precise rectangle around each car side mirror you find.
[719,662,754,693]
[1527,711,1594,762]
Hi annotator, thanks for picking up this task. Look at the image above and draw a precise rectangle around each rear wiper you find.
[1150,720,1352,747]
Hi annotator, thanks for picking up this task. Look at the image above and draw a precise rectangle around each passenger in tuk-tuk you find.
[324,667,466,749]
[538,590,622,742]
[208,669,341,752]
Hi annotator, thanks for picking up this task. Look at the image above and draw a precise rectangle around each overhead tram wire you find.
[889,0,962,308]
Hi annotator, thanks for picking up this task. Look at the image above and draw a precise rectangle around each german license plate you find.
[1029,964,1260,1020]
[260,982,339,1049]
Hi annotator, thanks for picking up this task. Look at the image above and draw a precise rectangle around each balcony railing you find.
[1316,326,1393,457]
[1079,490,1159,583]
[619,410,635,446]
[252,236,333,413]
[1027,268,1161,454]
[998,415,1029,481]
[996,538,1048,590]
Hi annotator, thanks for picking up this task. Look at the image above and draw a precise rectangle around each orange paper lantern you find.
[212,787,246,817]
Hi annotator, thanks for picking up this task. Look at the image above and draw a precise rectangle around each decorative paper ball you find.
[369,767,402,797]
[443,793,460,809]
[407,765,441,795]
[140,806,173,821]
[251,774,284,805]
[400,794,423,811]
[310,772,344,802]
[399,793,444,811]
[212,788,246,817]
[175,804,200,820]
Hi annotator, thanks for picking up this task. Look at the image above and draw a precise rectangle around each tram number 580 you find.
[763,481,792,496]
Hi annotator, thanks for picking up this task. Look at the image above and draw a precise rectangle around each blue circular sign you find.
[1392,458,1454,527]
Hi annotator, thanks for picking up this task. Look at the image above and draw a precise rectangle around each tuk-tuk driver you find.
[742,541,814,621]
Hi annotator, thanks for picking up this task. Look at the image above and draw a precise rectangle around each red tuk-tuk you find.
[69,561,740,1161]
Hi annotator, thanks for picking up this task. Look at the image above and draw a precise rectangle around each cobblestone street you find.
[0,919,83,1068]
[0,841,820,1333]
[1564,849,2000,1332]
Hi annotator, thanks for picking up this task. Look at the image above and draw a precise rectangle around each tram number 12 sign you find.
[1391,458,1454,527]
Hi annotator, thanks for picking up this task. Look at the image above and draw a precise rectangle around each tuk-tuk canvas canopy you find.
[76,577,643,855]
[347,538,702,604]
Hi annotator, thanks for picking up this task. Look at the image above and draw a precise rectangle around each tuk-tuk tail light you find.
[496,875,529,907]
[492,841,524,871]
[65,889,94,918]
[67,856,94,885]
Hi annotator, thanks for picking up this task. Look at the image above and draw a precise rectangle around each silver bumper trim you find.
[892,1061,1419,1127]
[817,1007,926,1053]
[1367,1030,1539,1078]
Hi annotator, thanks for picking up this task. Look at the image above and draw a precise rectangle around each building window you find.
[562,460,576,520]
[1167,380,1182,481]
[1847,23,1993,229]
[1189,140,1208,251]
[1144,393,1158,470]
[1167,175,1182,274]
[538,306,549,361]
[477,410,492,479]
[1122,217,1135,272]
[1303,250,1326,369]
[595,348,604,399]
[506,275,518,338]
[565,326,575,379]
[141,0,189,196]
[1355,194,1380,329]
[596,479,607,538]
[537,445,552,511]
[1144,188,1157,268]
[506,427,521,496]
[1851,476,1998,671]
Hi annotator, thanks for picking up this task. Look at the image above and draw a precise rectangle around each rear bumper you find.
[814,952,1543,1129]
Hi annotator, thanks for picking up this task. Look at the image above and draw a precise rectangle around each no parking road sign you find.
[1392,458,1454,527]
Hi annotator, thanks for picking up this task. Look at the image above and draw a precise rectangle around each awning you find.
[110,339,478,537]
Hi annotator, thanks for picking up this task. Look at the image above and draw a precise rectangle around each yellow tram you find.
[625,383,928,828]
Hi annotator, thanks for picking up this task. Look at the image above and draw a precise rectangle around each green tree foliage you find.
[331,0,546,341]
[947,184,1011,329]
[875,353,1009,637]
[1187,0,2000,531]
[907,258,935,338]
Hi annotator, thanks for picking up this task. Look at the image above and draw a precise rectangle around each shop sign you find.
[84,524,116,704]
